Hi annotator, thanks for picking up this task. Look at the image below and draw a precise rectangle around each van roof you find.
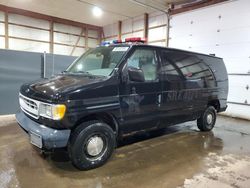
[109,43,222,59]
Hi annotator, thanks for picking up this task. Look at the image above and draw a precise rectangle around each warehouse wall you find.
[103,12,168,47]
[0,10,100,56]
[169,0,250,120]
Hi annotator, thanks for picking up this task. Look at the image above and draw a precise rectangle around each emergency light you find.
[125,37,146,43]
[100,37,146,46]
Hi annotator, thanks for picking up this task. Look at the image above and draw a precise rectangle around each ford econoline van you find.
[16,38,228,170]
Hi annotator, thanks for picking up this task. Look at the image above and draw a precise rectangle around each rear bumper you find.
[15,111,71,149]
[218,105,228,113]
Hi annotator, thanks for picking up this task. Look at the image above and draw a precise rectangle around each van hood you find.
[21,74,107,101]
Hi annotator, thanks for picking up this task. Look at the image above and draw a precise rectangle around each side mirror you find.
[128,67,145,82]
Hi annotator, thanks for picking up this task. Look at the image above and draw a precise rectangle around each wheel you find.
[68,120,116,170]
[197,106,216,132]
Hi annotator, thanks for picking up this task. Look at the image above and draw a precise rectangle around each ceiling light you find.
[92,6,103,17]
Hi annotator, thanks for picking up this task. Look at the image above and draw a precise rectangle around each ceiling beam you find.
[170,0,229,15]
[0,4,102,30]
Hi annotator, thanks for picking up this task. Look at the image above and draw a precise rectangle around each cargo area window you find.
[161,51,214,80]
[175,55,214,81]
[160,50,182,81]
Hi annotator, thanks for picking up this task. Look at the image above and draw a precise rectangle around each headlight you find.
[39,103,66,120]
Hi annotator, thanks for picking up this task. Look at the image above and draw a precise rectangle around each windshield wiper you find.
[61,70,68,74]
[77,71,90,74]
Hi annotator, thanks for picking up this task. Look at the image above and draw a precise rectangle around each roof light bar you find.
[125,37,146,43]
[100,41,110,46]
[112,39,122,44]
[100,37,146,46]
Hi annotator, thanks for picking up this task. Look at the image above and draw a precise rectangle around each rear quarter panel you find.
[201,55,229,110]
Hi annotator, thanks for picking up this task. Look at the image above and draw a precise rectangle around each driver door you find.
[119,47,162,133]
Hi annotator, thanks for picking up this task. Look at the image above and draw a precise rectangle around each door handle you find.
[157,94,162,107]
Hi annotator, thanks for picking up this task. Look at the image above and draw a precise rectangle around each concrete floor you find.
[0,116,250,188]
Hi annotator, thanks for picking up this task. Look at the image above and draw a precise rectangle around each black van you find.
[16,38,228,170]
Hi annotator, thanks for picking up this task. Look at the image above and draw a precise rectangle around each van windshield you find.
[66,46,129,76]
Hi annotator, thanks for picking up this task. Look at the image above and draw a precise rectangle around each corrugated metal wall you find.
[0,49,76,115]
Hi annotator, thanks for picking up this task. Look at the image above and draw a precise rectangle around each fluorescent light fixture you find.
[92,6,103,17]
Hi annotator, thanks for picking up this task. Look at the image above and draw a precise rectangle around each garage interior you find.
[0,0,250,187]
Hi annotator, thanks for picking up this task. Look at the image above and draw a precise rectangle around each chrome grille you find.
[19,93,39,119]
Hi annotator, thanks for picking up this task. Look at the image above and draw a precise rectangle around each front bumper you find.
[15,111,71,149]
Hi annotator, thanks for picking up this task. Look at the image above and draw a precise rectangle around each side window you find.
[160,50,182,81]
[127,49,158,81]
[174,53,213,80]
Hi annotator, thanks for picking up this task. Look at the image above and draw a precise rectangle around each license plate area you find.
[30,131,42,148]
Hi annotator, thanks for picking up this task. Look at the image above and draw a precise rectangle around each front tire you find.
[68,121,116,170]
[197,106,216,132]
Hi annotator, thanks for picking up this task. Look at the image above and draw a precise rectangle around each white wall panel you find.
[8,14,49,29]
[149,12,167,28]
[54,44,72,55]
[132,31,144,38]
[148,41,166,47]
[9,25,50,41]
[0,23,4,35]
[9,38,49,53]
[169,0,250,119]
[88,29,99,38]
[121,16,144,40]
[122,19,133,34]
[0,37,4,49]
[148,27,166,42]
[221,103,250,120]
[228,76,250,104]
[54,32,85,46]
[148,11,167,47]
[88,38,98,48]
[78,37,85,47]
[72,47,85,57]
[0,11,4,21]
[103,23,118,38]
[54,23,82,35]
[223,57,250,74]
[133,17,144,31]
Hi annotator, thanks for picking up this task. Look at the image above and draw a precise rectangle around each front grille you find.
[19,94,39,119]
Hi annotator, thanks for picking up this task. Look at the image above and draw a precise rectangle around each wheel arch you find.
[208,99,220,112]
[73,112,119,136]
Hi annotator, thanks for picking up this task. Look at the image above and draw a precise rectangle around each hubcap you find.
[86,136,104,157]
[207,114,213,124]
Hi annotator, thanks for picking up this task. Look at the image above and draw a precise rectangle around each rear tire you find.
[68,120,116,170]
[197,106,216,132]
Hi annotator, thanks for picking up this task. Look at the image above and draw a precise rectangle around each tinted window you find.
[175,55,212,80]
[161,50,215,87]
[127,49,158,81]
[160,50,182,81]
[162,51,214,79]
